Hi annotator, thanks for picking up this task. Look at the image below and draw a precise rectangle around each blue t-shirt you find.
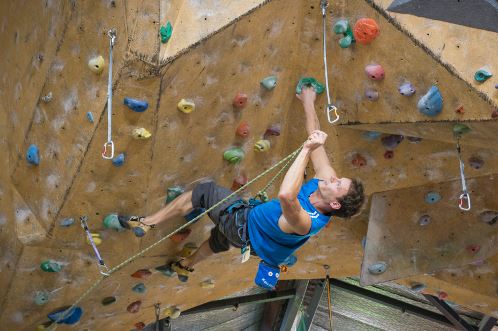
[247,178,332,266]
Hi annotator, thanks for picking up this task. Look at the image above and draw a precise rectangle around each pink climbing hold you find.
[127,301,141,313]
[233,93,248,109]
[365,64,385,81]
[384,150,394,159]
[131,269,152,279]
[438,291,448,300]
[236,122,250,138]
[352,154,367,167]
[466,244,480,254]
[231,174,248,191]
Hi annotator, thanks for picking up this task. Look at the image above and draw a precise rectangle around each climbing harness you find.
[102,29,117,160]
[80,216,110,276]
[455,138,471,211]
[324,265,333,331]
[154,303,161,331]
[320,0,339,124]
[47,144,304,330]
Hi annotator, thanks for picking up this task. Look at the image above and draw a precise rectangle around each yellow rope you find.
[46,144,303,330]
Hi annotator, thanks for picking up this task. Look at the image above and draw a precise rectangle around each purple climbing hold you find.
[365,63,385,81]
[365,88,379,101]
[381,134,404,150]
[418,214,431,226]
[468,156,484,170]
[399,82,416,96]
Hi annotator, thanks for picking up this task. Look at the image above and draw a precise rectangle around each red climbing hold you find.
[131,269,152,279]
[466,244,480,254]
[127,301,141,313]
[492,109,498,118]
[438,291,448,300]
[353,18,380,44]
[170,228,192,243]
[135,322,146,330]
[233,93,248,109]
[236,121,250,138]
[263,124,281,139]
[231,174,248,191]
[352,154,367,167]
[455,105,464,114]
[384,150,394,159]
[365,64,385,81]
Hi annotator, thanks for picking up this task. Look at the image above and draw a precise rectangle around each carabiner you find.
[459,192,471,211]
[98,263,111,277]
[102,141,115,159]
[327,105,340,124]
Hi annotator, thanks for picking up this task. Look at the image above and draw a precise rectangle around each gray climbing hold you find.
[34,291,50,305]
[381,134,404,150]
[480,211,498,225]
[418,214,431,226]
[368,262,387,275]
[132,283,146,294]
[260,76,277,90]
[365,88,379,101]
[59,218,75,227]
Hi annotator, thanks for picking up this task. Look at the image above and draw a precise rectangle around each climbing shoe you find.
[118,216,153,237]
[170,260,194,282]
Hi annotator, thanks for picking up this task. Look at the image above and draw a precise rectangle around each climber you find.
[119,86,364,288]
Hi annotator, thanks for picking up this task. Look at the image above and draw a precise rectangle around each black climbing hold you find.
[102,296,117,306]
[480,211,498,225]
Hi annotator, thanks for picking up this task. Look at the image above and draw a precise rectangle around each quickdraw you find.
[80,216,110,276]
[455,139,471,211]
[102,29,117,159]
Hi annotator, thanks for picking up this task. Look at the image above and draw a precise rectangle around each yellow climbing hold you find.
[177,99,195,113]
[163,306,181,319]
[132,128,152,139]
[86,233,102,246]
[200,279,215,289]
[180,242,198,258]
[88,55,105,74]
[254,139,271,152]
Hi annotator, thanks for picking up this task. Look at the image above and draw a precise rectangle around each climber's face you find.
[318,176,352,210]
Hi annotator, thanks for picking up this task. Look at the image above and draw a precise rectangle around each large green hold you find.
[453,123,472,137]
[223,147,245,164]
[40,260,62,272]
[160,21,173,43]
[103,214,126,231]
[295,77,325,95]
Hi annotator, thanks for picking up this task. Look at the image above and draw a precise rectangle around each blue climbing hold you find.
[425,192,441,204]
[282,254,297,267]
[362,131,381,140]
[410,282,426,292]
[124,97,148,112]
[368,262,387,275]
[86,112,94,123]
[112,153,125,167]
[132,283,146,294]
[184,208,205,223]
[417,85,443,117]
[26,144,40,165]
[48,306,83,325]
[59,218,75,227]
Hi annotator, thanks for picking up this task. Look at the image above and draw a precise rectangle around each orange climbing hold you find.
[131,269,152,279]
[231,174,248,191]
[233,93,248,109]
[170,228,192,243]
[438,291,448,300]
[455,105,464,114]
[236,121,250,138]
[134,322,146,330]
[353,18,380,44]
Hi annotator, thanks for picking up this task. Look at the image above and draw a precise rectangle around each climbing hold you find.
[418,214,431,226]
[492,109,498,118]
[352,153,367,167]
[131,269,152,279]
[466,244,481,254]
[124,97,148,112]
[86,112,94,123]
[365,88,379,101]
[406,136,422,143]
[398,82,416,96]
[132,128,152,139]
[26,144,40,165]
[127,301,141,314]
[381,134,404,150]
[362,131,381,140]
[233,93,248,109]
[103,214,126,231]
[223,147,245,164]
[296,77,325,94]
[41,92,53,103]
[410,282,426,293]
[88,55,105,74]
[479,211,498,225]
[132,283,146,294]
[200,279,215,289]
[365,64,385,81]
[156,264,175,277]
[177,99,195,113]
[367,262,387,275]
[112,153,125,167]
[59,218,75,227]
[417,86,443,117]
[166,186,185,203]
[282,254,297,267]
[353,18,380,44]
[264,124,281,139]
[455,105,464,114]
[425,192,441,204]
[170,228,192,243]
[474,69,492,82]
[102,296,116,306]
[254,139,271,152]
[34,291,50,305]
[468,156,484,170]
[437,291,448,300]
[134,322,146,330]
[180,242,198,258]
[160,21,173,43]
[333,19,355,48]
[40,260,62,272]
[452,123,471,137]
[236,121,250,138]
[260,75,277,90]
[384,150,394,159]
[232,174,248,191]
[184,208,205,223]
[163,306,181,319]
[86,232,102,246]
[48,306,83,325]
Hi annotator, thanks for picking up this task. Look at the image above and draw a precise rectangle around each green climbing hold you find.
[333,19,355,48]
[474,69,492,82]
[166,186,185,203]
[160,21,173,43]
[223,147,245,164]
[260,76,277,90]
[453,123,471,137]
[103,214,126,231]
[102,296,117,306]
[40,260,62,273]
[296,77,325,95]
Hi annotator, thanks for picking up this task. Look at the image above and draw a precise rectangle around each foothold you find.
[492,109,498,118]
[233,93,248,109]
[180,242,198,258]
[231,174,248,191]
[41,92,53,103]
[131,269,152,279]
[132,128,152,139]
[124,97,148,112]
[254,139,271,152]
[296,77,325,94]
[132,283,146,294]
[86,112,94,123]
[353,18,380,44]
[177,99,195,113]
[34,291,50,305]
[452,123,471,137]
[59,218,75,227]
[417,86,443,117]
[235,122,250,138]
[468,156,484,170]
[127,301,142,314]
[362,131,381,140]
[156,264,175,277]
[479,211,498,225]
[410,282,426,293]
[381,134,404,150]
[112,153,125,167]
[163,306,181,319]
[260,76,277,90]
[134,322,146,330]
[367,262,387,275]
[184,208,205,223]
[40,260,62,272]
[166,186,185,203]
[352,153,367,167]
[26,144,40,165]
[438,291,448,300]
[263,124,281,139]
[200,279,215,289]
[86,233,102,246]
[223,147,245,164]
[474,69,492,82]
[365,88,379,101]
[418,214,431,226]
[88,55,105,74]
[425,192,441,204]
[365,64,385,81]
[103,214,126,231]
[398,82,416,96]
[160,21,173,43]
[407,136,422,143]
[48,306,83,325]
[384,150,394,159]
[333,19,355,48]
[466,244,480,254]
[170,228,192,243]
[102,296,116,306]
[455,105,464,114]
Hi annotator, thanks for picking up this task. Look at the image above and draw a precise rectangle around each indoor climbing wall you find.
[0,0,497,329]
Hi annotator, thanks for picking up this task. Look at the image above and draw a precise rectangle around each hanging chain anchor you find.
[321,1,339,124]
[80,216,110,276]
[102,29,117,159]
[456,138,471,211]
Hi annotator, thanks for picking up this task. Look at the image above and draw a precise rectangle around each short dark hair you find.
[331,178,365,218]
